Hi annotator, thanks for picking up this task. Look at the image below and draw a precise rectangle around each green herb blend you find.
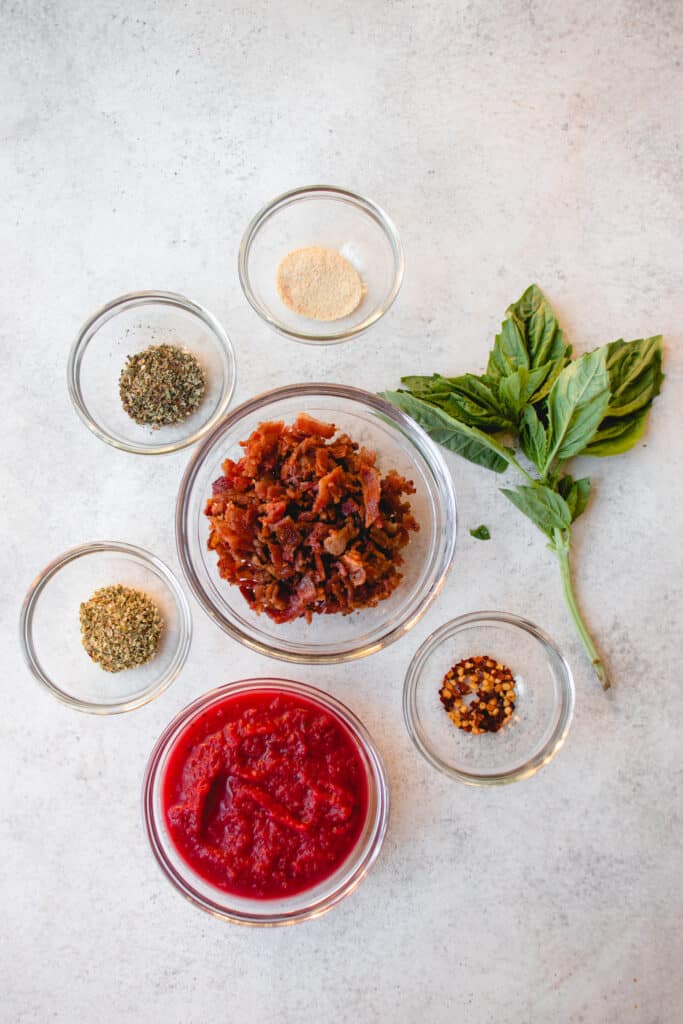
[79,585,163,673]
[119,343,205,428]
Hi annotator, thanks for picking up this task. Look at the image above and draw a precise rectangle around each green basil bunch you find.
[382,284,663,690]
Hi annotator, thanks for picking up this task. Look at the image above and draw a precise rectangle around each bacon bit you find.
[262,500,288,523]
[323,522,357,557]
[297,575,318,603]
[204,416,418,622]
[341,551,367,587]
[341,497,360,516]
[212,475,233,495]
[293,413,336,438]
[239,421,282,477]
[315,446,332,476]
[312,465,345,514]
[359,462,382,527]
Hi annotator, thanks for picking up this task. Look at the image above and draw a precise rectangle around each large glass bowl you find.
[68,290,236,455]
[403,612,575,785]
[19,542,192,714]
[238,185,404,344]
[142,678,390,925]
[176,383,457,663]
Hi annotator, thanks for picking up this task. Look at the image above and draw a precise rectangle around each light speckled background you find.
[2,2,682,1022]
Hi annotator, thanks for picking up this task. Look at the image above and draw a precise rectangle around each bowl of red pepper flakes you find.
[176,383,456,663]
[403,612,575,785]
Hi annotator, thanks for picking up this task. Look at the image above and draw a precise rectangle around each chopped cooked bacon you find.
[292,413,336,438]
[359,462,381,528]
[341,550,367,587]
[323,521,357,557]
[312,465,345,514]
[297,575,318,603]
[262,500,287,523]
[204,416,418,622]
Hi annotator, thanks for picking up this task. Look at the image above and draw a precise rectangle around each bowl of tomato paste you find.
[143,678,389,924]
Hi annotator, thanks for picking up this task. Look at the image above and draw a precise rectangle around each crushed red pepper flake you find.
[204,413,419,623]
[439,654,516,734]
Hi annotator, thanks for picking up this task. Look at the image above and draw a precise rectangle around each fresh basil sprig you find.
[381,284,664,690]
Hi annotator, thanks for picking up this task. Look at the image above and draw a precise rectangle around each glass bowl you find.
[238,185,404,344]
[176,383,456,663]
[19,542,192,714]
[68,290,237,455]
[403,612,575,785]
[142,678,390,925]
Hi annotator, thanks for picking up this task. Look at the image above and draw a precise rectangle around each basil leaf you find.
[401,373,512,432]
[544,349,610,468]
[380,391,511,473]
[557,474,591,521]
[498,367,531,417]
[579,336,663,457]
[517,284,573,368]
[487,284,572,381]
[400,374,455,401]
[519,405,547,471]
[500,483,572,539]
[470,525,491,540]
[603,336,664,418]
[441,374,512,431]
[582,407,650,457]
[498,363,556,418]
[530,355,568,404]
[487,315,529,378]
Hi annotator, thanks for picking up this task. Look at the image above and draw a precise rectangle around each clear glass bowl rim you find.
[237,184,405,345]
[403,610,575,786]
[175,381,457,664]
[67,289,237,455]
[142,677,391,925]
[19,540,193,714]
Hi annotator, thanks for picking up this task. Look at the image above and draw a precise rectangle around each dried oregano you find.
[119,343,205,428]
[79,585,163,673]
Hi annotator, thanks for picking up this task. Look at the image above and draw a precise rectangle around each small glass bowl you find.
[403,612,575,786]
[142,678,390,925]
[19,542,192,714]
[238,185,404,344]
[176,383,456,663]
[68,290,237,455]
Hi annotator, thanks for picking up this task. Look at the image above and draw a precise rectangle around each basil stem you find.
[552,528,610,691]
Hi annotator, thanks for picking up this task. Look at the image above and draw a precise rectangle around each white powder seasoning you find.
[275,246,363,321]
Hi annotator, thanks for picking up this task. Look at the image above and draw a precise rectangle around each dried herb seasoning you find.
[439,654,516,734]
[79,584,163,673]
[119,343,205,428]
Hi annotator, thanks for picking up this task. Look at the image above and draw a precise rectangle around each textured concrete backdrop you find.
[1,2,682,1022]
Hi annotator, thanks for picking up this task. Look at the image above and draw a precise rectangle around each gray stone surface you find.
[2,1,682,1021]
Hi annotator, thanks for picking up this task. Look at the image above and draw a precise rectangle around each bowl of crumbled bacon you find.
[176,383,457,662]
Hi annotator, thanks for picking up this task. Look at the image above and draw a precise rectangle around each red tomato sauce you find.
[162,690,369,899]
